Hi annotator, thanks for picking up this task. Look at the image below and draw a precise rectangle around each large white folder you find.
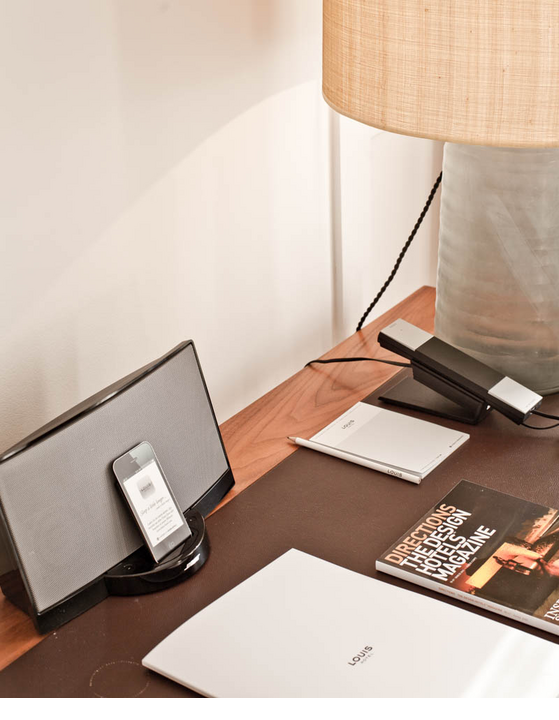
[143,549,559,697]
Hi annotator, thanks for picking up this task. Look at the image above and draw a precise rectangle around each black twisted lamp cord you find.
[305,172,559,431]
[355,171,443,332]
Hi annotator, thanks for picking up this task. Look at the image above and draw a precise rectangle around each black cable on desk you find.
[305,175,442,373]
[305,357,411,369]
[522,409,559,430]
[306,358,559,432]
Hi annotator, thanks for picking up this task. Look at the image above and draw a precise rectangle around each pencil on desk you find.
[287,436,420,484]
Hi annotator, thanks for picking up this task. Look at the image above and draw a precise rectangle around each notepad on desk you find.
[289,402,469,483]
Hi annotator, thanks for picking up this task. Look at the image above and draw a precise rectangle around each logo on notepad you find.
[347,645,374,667]
[341,420,355,430]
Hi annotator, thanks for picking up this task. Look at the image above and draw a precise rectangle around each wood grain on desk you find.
[0,285,435,672]
[219,285,435,501]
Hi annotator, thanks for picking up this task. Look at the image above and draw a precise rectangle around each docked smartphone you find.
[113,441,192,563]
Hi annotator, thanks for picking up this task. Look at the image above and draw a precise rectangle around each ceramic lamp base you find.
[436,143,559,395]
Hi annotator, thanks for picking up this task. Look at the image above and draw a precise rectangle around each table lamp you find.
[323,0,559,395]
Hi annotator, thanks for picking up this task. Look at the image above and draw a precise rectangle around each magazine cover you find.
[376,480,559,636]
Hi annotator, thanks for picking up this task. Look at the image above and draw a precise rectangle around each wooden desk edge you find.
[0,285,435,672]
[218,285,435,503]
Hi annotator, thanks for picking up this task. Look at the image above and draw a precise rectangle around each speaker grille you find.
[0,345,228,613]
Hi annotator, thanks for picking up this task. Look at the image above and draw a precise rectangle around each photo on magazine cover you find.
[378,481,559,626]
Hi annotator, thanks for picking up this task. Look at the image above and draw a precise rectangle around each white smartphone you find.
[113,441,192,563]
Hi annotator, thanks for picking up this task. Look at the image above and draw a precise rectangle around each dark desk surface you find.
[3,284,559,696]
[0,286,436,673]
[3,361,559,696]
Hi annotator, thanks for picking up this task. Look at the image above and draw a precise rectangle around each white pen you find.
[287,436,420,484]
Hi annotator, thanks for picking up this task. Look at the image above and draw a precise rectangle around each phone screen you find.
[123,458,186,548]
[114,442,191,562]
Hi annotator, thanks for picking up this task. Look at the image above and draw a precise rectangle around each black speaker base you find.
[24,511,209,634]
[104,510,209,595]
[379,376,491,425]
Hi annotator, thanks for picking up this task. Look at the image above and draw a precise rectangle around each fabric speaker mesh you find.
[0,345,228,613]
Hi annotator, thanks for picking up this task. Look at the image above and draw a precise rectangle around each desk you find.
[4,282,559,697]
[0,286,435,675]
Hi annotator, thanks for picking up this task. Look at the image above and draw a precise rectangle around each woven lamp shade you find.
[323,0,559,147]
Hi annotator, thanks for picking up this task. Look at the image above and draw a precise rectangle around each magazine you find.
[376,480,559,636]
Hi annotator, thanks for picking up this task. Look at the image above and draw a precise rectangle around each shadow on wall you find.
[430,140,444,273]
[3,0,321,330]
[1,1,329,447]
[0,353,48,457]
[1,77,332,448]
[0,321,80,455]
[113,0,319,195]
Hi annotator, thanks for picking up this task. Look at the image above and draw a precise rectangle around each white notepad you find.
[143,549,559,697]
[304,402,469,483]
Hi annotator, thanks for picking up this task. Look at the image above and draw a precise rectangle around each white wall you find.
[337,118,442,339]
[0,0,440,453]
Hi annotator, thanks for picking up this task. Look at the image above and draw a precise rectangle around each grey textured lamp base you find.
[436,143,559,395]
